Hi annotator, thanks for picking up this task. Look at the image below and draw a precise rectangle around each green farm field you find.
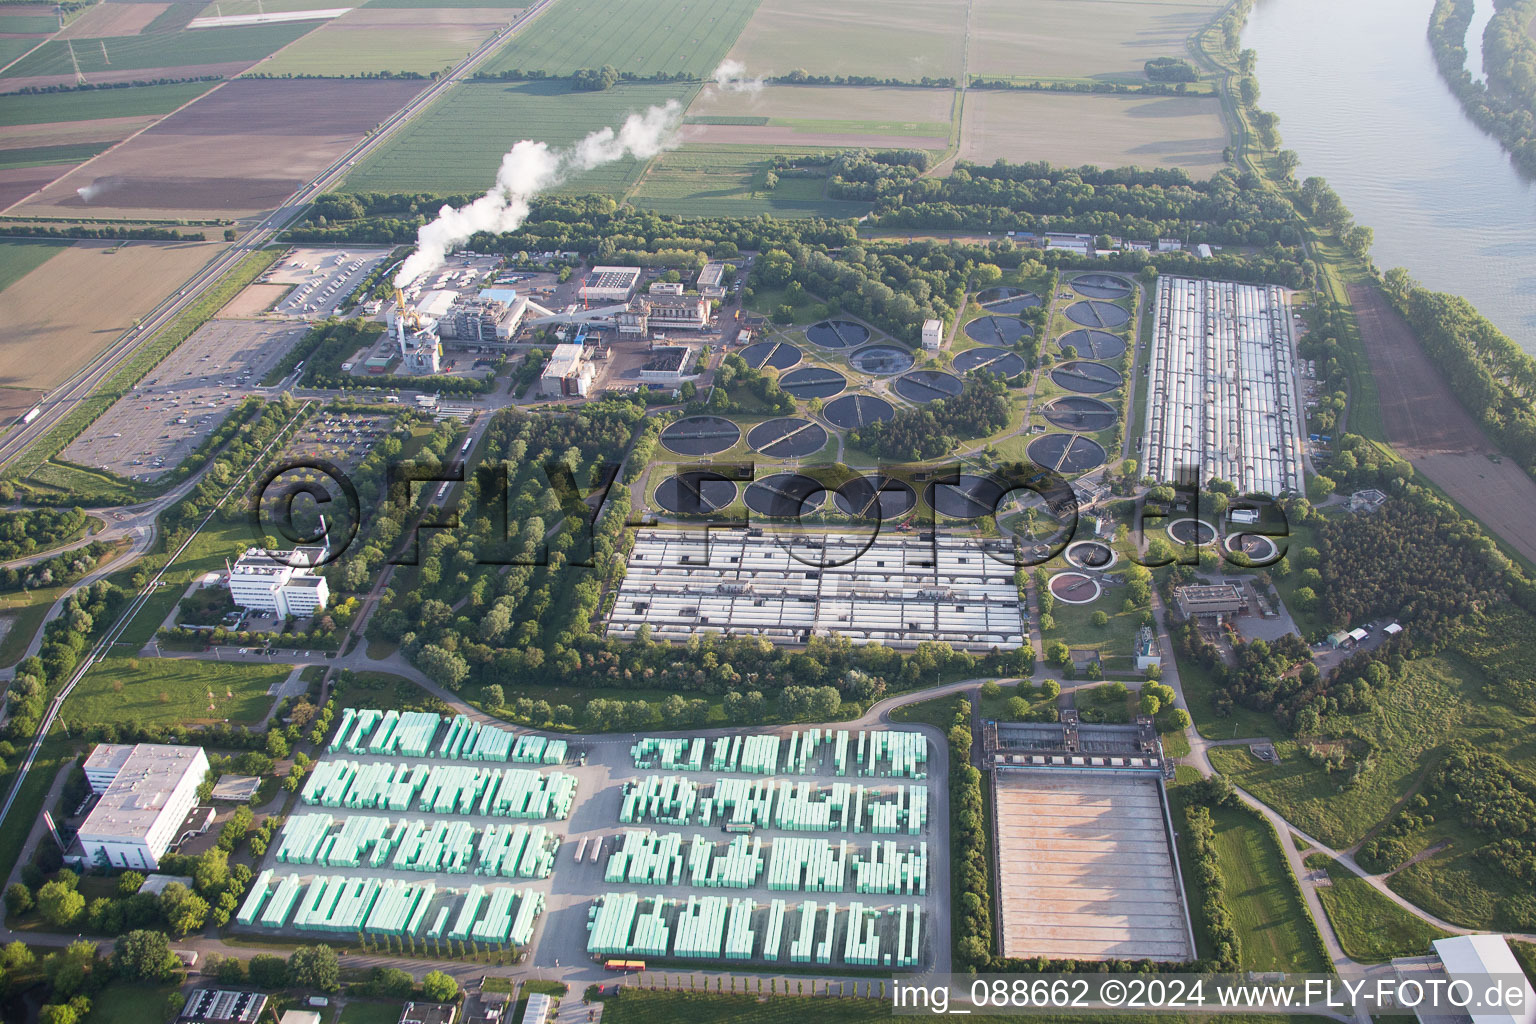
[0,37,42,70]
[3,23,316,78]
[343,80,697,195]
[629,145,870,218]
[0,82,215,126]
[0,141,112,171]
[687,82,956,128]
[968,0,1225,82]
[1208,801,1329,972]
[64,654,290,728]
[257,8,510,76]
[0,238,67,292]
[724,0,968,81]
[484,0,758,77]
[958,90,1228,174]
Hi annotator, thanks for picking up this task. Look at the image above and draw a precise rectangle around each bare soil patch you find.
[0,163,71,207]
[1348,282,1536,565]
[0,388,42,425]
[0,239,224,390]
[220,282,287,318]
[958,90,1226,174]
[0,115,157,149]
[14,78,425,218]
[56,2,171,37]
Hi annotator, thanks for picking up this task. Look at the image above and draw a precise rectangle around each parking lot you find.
[266,247,394,318]
[63,320,308,481]
[278,412,393,473]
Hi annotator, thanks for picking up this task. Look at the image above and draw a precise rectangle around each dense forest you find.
[847,377,1013,460]
[1386,271,1536,478]
[0,507,90,562]
[1429,0,1536,174]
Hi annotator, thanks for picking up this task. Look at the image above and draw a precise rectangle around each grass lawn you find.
[258,14,506,76]
[1040,586,1145,676]
[64,654,288,727]
[83,981,180,1024]
[1176,654,1276,741]
[1314,858,1449,963]
[6,23,317,77]
[629,146,869,219]
[0,730,73,882]
[0,238,68,292]
[1206,654,1504,849]
[1388,828,1533,932]
[1207,800,1328,972]
[338,1001,406,1024]
[0,582,66,667]
[600,990,1312,1024]
[0,82,215,126]
[483,0,756,77]
[343,80,696,196]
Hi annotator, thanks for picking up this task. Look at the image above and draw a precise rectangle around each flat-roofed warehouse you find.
[578,265,641,304]
[608,529,1026,650]
[983,716,1194,962]
[78,743,211,870]
[1143,277,1305,496]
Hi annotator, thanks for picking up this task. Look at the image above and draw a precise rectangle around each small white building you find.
[228,548,330,618]
[77,744,209,869]
[921,318,943,350]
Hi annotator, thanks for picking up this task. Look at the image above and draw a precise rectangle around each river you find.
[1242,0,1536,350]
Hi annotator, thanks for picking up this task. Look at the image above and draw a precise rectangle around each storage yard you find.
[61,319,307,480]
[266,247,394,318]
[608,529,1026,650]
[1142,277,1305,496]
[238,708,945,973]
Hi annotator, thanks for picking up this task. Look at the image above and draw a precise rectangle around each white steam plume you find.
[712,59,764,95]
[395,99,683,289]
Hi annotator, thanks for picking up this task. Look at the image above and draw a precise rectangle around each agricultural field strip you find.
[484,0,759,77]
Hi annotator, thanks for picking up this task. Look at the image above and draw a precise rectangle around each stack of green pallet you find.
[686,833,763,889]
[709,735,741,772]
[843,902,882,966]
[236,869,274,925]
[605,829,684,885]
[672,895,728,958]
[851,840,927,896]
[739,735,779,775]
[630,737,704,771]
[508,889,544,947]
[724,897,757,960]
[767,837,847,892]
[619,775,698,824]
[789,900,819,963]
[762,898,788,961]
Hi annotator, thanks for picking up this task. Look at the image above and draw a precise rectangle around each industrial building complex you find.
[1142,277,1305,496]
[78,743,211,869]
[608,530,1027,650]
[227,547,331,618]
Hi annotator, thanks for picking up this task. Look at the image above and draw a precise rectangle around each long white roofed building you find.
[1142,277,1305,496]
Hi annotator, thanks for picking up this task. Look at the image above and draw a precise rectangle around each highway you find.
[0,0,559,474]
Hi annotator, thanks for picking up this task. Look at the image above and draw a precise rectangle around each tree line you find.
[1429,0,1536,175]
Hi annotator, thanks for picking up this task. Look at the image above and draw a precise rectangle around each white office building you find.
[228,547,330,618]
[77,744,210,869]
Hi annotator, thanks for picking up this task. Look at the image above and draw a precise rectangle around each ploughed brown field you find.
[1348,282,1536,566]
[13,78,427,219]
[0,239,225,391]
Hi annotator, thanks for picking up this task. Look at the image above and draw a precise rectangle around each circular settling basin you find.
[805,319,869,349]
[1042,396,1117,431]
[822,394,894,430]
[744,473,825,518]
[1167,518,1218,546]
[832,475,917,520]
[925,474,1008,521]
[660,415,740,456]
[964,315,1032,346]
[778,367,846,400]
[1065,540,1117,570]
[848,344,915,375]
[1050,361,1123,394]
[893,370,964,404]
[1065,300,1131,329]
[1071,273,1133,299]
[1027,433,1108,475]
[1057,328,1126,360]
[1049,571,1103,605]
[741,341,802,371]
[653,474,738,516]
[954,347,1027,379]
[978,287,1043,314]
[746,417,828,459]
[1224,532,1279,562]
